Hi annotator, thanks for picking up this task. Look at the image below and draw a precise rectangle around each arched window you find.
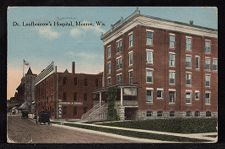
[206,111,211,117]
[195,111,200,117]
[170,111,175,117]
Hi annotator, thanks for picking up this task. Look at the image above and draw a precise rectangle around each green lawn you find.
[63,123,209,142]
[99,118,217,133]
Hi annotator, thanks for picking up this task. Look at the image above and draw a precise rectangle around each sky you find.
[7,7,217,99]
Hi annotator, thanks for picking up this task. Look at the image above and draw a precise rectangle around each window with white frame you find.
[146,89,153,103]
[205,58,211,71]
[205,74,211,87]
[186,36,192,51]
[185,55,192,69]
[195,56,200,70]
[156,88,163,99]
[205,92,211,105]
[107,46,111,58]
[116,57,122,70]
[116,39,123,53]
[146,69,153,83]
[169,91,176,104]
[185,91,192,104]
[128,32,134,48]
[169,34,175,48]
[146,31,153,46]
[186,72,192,86]
[195,91,200,100]
[205,40,211,53]
[116,74,122,84]
[146,49,153,64]
[169,53,176,67]
[169,71,175,85]
[128,51,133,66]
[107,62,111,74]
[212,58,218,71]
[128,70,133,84]
[107,77,111,86]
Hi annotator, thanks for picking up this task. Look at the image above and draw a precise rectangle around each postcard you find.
[7,7,218,143]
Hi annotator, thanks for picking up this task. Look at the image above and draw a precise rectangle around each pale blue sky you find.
[7,7,217,98]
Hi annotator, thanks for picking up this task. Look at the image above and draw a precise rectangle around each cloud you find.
[36,26,60,40]
[70,21,105,38]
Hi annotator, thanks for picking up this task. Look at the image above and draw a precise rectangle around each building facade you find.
[100,9,218,120]
[35,62,103,119]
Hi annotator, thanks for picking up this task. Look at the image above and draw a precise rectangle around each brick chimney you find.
[72,61,75,74]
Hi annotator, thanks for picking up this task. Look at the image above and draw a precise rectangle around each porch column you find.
[99,92,102,106]
[120,87,123,106]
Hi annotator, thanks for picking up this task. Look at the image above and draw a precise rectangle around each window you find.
[128,70,133,84]
[116,74,122,84]
[107,46,111,58]
[195,56,200,70]
[128,32,134,48]
[116,57,123,69]
[185,91,192,104]
[205,92,211,105]
[146,89,153,103]
[186,111,192,117]
[95,79,99,87]
[169,91,176,104]
[116,39,123,53]
[107,77,111,86]
[170,111,175,117]
[205,58,211,71]
[63,106,67,115]
[186,72,192,86]
[169,34,175,48]
[146,111,152,117]
[73,107,77,115]
[205,40,211,53]
[185,55,192,69]
[169,71,175,85]
[128,51,133,66]
[63,92,67,101]
[146,69,153,83]
[74,77,78,85]
[84,93,87,101]
[157,111,163,117]
[146,31,153,46]
[212,58,218,71]
[146,50,153,64]
[63,77,67,85]
[186,36,192,51]
[195,91,200,100]
[74,92,77,101]
[206,111,211,117]
[157,89,163,99]
[84,78,88,86]
[205,74,211,87]
[107,62,111,74]
[195,111,200,117]
[169,53,176,67]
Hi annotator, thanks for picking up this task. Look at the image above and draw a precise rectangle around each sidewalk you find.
[51,119,217,142]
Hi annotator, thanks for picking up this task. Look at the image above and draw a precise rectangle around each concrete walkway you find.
[52,120,217,142]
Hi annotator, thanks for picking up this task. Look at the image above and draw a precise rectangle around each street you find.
[7,115,134,143]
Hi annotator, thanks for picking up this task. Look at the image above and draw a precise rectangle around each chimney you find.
[72,61,75,74]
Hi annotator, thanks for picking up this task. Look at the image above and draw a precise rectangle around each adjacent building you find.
[98,9,218,120]
[35,62,103,119]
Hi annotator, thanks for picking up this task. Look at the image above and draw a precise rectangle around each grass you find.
[99,118,217,133]
[63,123,209,142]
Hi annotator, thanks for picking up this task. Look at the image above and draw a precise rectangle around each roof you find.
[101,8,217,40]
[26,67,33,75]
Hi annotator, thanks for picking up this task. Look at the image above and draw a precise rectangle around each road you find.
[7,115,134,143]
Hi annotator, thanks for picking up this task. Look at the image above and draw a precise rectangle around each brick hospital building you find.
[98,9,218,120]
